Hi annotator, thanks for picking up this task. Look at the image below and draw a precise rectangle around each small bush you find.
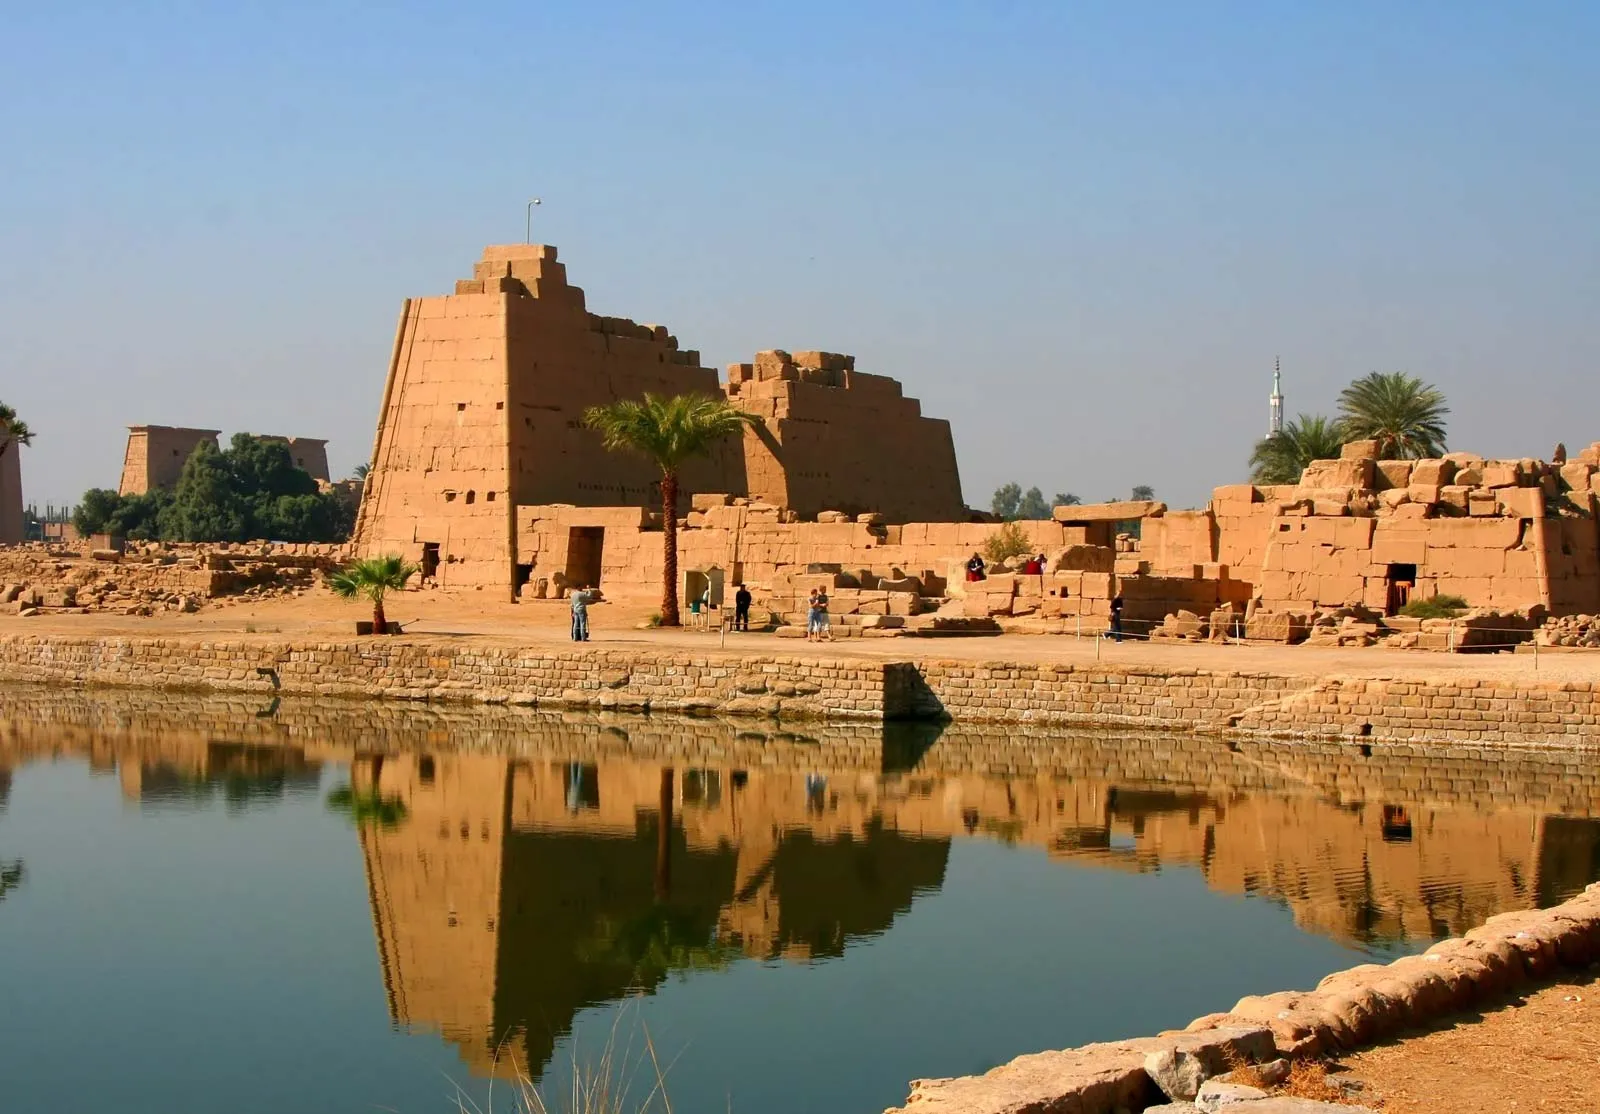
[982,521,1032,563]
[1399,593,1468,620]
[646,613,662,628]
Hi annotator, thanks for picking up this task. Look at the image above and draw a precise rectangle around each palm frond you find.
[1249,414,1347,485]
[328,555,418,601]
[583,394,755,472]
[1337,372,1449,459]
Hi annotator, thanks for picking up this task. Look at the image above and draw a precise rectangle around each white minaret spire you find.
[1268,356,1284,437]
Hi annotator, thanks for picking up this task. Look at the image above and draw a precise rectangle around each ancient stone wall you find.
[117,425,221,495]
[0,447,21,545]
[258,436,330,482]
[4,632,1600,746]
[1140,441,1600,617]
[725,349,964,522]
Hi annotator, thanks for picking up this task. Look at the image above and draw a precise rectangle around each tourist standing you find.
[1109,594,1124,643]
[806,589,820,641]
[814,588,832,641]
[734,584,752,631]
[570,585,593,642]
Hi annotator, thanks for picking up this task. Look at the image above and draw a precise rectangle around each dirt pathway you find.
[1330,967,1600,1112]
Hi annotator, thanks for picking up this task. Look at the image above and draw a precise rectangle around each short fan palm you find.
[1249,414,1348,485]
[328,555,417,633]
[1337,372,1448,459]
[584,394,756,627]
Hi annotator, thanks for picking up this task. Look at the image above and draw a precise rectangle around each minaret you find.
[1268,356,1284,437]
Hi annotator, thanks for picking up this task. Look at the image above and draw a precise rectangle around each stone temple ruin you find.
[346,243,1600,643]
[353,244,964,591]
[119,426,331,496]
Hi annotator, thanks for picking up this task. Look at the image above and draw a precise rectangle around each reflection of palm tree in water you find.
[0,860,23,904]
[581,767,740,985]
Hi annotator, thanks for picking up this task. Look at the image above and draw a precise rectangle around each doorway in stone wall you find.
[565,527,605,590]
[420,543,441,584]
[1384,563,1417,616]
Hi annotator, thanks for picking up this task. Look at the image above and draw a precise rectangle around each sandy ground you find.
[1330,967,1600,1112]
[3,586,1600,684]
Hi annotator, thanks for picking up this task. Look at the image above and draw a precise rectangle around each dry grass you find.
[453,1012,680,1114]
[1221,1046,1359,1105]
[1277,1060,1350,1103]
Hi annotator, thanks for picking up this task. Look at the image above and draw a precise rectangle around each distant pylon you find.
[1269,356,1284,437]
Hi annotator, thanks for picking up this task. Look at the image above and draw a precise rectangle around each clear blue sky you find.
[3,1,1596,511]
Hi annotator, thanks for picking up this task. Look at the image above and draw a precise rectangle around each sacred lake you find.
[1,684,1597,1114]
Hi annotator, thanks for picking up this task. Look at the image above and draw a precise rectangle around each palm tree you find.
[1337,372,1448,459]
[0,402,32,460]
[351,463,370,482]
[1249,414,1348,484]
[328,555,417,633]
[584,394,756,626]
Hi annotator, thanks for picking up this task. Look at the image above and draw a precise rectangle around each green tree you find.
[1130,484,1155,502]
[351,463,370,481]
[0,402,32,460]
[73,488,122,536]
[584,394,756,627]
[1017,486,1050,520]
[1053,492,1082,508]
[1248,414,1348,484]
[1337,371,1449,459]
[328,555,417,633]
[990,482,1022,520]
[109,490,173,540]
[159,440,249,541]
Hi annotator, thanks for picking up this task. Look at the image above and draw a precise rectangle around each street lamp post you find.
[526,198,542,244]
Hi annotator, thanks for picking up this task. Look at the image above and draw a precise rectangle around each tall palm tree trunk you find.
[660,470,680,626]
[372,593,387,633]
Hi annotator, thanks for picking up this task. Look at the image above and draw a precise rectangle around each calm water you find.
[2,687,1598,1114]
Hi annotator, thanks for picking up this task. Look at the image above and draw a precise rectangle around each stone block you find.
[1246,610,1309,643]
[885,1040,1163,1114]
[1300,458,1373,490]
[1340,439,1379,460]
[1373,459,1413,489]
[1053,500,1165,523]
[1496,486,1544,519]
[1454,465,1484,486]
[1410,458,1455,486]
[1142,1027,1276,1101]
[1481,461,1519,488]
[1195,1080,1267,1110]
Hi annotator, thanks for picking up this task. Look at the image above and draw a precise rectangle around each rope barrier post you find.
[1076,611,1082,642]
[1534,637,1539,671]
[1096,632,1102,661]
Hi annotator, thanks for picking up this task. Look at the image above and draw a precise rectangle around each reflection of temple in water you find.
[350,748,1600,1077]
[352,755,950,1077]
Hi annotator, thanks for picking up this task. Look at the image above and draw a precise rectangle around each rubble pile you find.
[1535,613,1600,648]
[0,541,348,617]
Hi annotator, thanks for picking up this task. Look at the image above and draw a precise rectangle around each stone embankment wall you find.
[3,633,1600,745]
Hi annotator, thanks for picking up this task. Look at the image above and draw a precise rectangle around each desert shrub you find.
[1399,593,1468,620]
[982,521,1032,563]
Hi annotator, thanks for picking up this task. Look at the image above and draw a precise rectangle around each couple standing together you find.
[806,587,832,641]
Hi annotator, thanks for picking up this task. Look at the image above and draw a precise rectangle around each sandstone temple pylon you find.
[352,244,965,593]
